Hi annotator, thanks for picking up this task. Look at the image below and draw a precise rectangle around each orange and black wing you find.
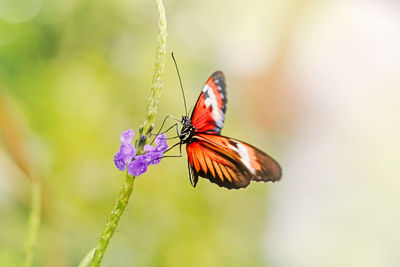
[186,134,281,189]
[190,71,227,134]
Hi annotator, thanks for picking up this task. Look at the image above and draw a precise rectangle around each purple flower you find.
[114,130,167,176]
[155,133,168,152]
[120,129,134,145]
[143,133,168,154]
[147,151,163,165]
[144,144,156,153]
[127,155,148,176]
[114,152,126,171]
[142,142,163,165]
[142,133,167,165]
[119,144,136,162]
[114,129,136,171]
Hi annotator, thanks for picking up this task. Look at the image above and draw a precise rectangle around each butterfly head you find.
[180,116,195,143]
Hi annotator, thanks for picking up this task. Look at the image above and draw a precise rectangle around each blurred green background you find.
[1,0,399,266]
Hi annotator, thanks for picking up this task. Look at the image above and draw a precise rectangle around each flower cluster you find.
[114,129,168,176]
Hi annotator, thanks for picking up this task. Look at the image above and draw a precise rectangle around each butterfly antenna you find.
[171,52,188,116]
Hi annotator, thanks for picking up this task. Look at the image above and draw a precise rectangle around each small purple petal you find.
[144,144,156,152]
[155,133,168,152]
[119,144,136,163]
[114,152,126,171]
[148,151,163,165]
[128,155,148,176]
[120,129,134,145]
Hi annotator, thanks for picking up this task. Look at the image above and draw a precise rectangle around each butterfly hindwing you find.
[186,138,251,189]
[190,71,227,134]
[186,134,281,189]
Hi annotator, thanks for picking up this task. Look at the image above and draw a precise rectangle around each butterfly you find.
[174,71,282,189]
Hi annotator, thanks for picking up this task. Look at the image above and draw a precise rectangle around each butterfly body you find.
[179,116,195,143]
[177,71,281,189]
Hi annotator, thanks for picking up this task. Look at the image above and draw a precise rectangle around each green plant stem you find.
[90,174,135,267]
[85,0,167,266]
[23,180,41,267]
[138,0,167,146]
[0,95,42,267]
[77,247,96,267]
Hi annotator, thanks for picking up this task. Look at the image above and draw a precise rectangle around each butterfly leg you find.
[149,123,177,145]
[150,115,181,145]
[150,122,181,145]
[161,123,181,140]
[153,115,180,136]
[148,142,183,164]
[160,143,183,159]
[164,127,182,155]
[159,141,181,155]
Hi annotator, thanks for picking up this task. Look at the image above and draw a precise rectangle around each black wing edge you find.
[190,71,227,121]
[250,147,282,183]
[211,71,227,115]
[188,159,199,187]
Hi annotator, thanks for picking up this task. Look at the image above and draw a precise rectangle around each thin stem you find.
[0,95,42,267]
[77,247,96,267]
[137,0,167,149]
[90,174,135,267]
[85,0,167,265]
[23,180,41,267]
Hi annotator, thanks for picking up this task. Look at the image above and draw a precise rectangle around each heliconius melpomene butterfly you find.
[158,54,282,189]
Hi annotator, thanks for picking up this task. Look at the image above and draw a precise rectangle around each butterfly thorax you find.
[180,116,195,143]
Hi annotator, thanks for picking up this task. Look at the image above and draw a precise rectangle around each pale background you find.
[0,0,399,266]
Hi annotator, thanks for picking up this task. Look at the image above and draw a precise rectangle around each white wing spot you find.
[228,142,255,174]
[203,84,223,127]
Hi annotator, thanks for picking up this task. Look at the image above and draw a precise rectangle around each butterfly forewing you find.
[190,71,227,134]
